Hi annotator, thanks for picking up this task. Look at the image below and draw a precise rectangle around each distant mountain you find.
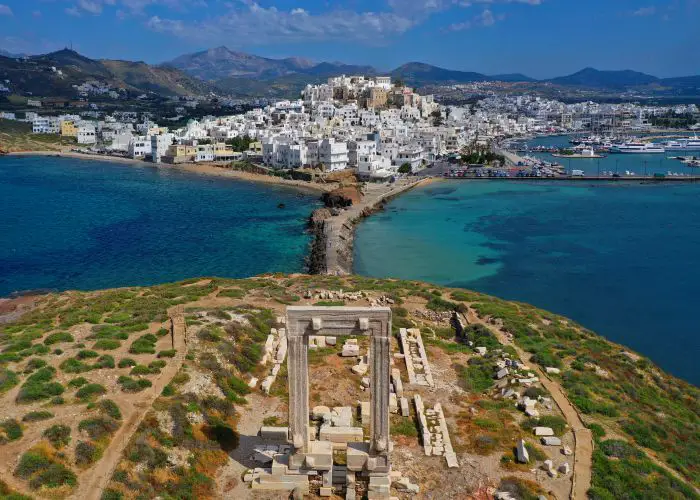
[489,73,535,83]
[166,46,316,81]
[0,49,28,59]
[548,68,659,89]
[0,49,213,98]
[391,62,490,86]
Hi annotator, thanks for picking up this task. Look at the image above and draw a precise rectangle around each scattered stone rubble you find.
[399,328,434,387]
[258,317,287,394]
[413,395,459,468]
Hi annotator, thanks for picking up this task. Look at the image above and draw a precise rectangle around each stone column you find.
[287,329,309,454]
[370,332,390,454]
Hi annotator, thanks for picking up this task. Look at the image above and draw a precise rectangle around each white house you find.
[129,135,151,159]
[358,153,396,180]
[77,123,96,144]
[151,133,174,163]
[318,138,349,171]
[32,117,59,134]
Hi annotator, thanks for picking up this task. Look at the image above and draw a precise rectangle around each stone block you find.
[496,367,509,380]
[271,364,281,376]
[276,337,288,362]
[312,406,332,420]
[391,368,403,397]
[316,336,327,348]
[304,440,334,471]
[346,442,370,471]
[320,425,364,444]
[326,336,337,346]
[558,462,570,475]
[260,426,288,441]
[248,376,258,388]
[331,406,353,427]
[475,347,487,356]
[516,439,529,463]
[360,401,370,425]
[400,397,410,417]
[320,486,333,497]
[352,363,368,375]
[545,366,561,374]
[389,393,398,414]
[261,376,274,394]
[533,427,554,436]
[541,436,562,446]
[562,446,573,456]
[342,344,361,357]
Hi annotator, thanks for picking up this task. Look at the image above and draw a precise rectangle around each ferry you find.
[663,136,700,151]
[610,142,665,154]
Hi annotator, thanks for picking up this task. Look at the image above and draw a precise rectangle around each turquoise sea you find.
[0,156,319,295]
[354,180,700,384]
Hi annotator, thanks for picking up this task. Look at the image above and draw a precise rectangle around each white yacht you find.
[610,142,665,154]
[663,136,700,151]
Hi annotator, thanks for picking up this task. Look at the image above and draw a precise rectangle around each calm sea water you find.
[354,181,700,384]
[0,156,319,295]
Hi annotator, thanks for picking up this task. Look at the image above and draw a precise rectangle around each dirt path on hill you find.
[470,311,593,500]
[70,310,188,500]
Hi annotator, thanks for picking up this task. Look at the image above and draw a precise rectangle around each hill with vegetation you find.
[0,275,697,499]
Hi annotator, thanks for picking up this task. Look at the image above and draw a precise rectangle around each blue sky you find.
[0,0,698,78]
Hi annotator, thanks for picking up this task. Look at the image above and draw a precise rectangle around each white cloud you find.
[65,6,82,16]
[0,4,13,16]
[78,0,104,15]
[147,3,416,45]
[633,6,656,16]
[32,10,42,17]
[446,7,504,30]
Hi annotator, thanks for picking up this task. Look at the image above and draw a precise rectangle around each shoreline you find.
[308,177,439,275]
[5,150,334,194]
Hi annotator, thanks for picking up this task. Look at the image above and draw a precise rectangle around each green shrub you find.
[75,441,101,466]
[76,350,99,360]
[78,416,119,440]
[157,349,177,358]
[43,424,71,448]
[129,334,157,354]
[391,417,418,437]
[97,400,122,420]
[16,367,64,403]
[521,415,567,436]
[76,383,107,401]
[459,358,494,393]
[130,365,156,376]
[217,288,245,298]
[0,419,23,443]
[22,411,54,422]
[0,368,19,393]
[117,357,136,368]
[15,450,76,490]
[24,358,48,373]
[93,354,115,369]
[101,489,124,500]
[59,358,91,374]
[588,423,606,440]
[43,332,74,345]
[93,339,121,350]
[117,376,152,393]
[68,377,89,388]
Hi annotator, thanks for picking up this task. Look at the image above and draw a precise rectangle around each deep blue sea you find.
[354,181,700,384]
[0,156,319,295]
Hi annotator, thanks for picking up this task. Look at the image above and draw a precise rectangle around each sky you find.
[0,0,698,78]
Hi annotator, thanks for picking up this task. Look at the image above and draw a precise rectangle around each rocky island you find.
[0,275,697,500]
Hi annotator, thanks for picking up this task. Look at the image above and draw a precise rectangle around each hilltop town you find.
[2,73,699,180]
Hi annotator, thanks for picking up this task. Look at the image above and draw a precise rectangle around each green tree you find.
[398,163,412,174]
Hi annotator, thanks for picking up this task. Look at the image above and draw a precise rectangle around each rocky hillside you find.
[0,275,697,499]
[0,49,214,99]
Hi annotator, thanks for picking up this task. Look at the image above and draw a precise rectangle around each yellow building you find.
[60,120,78,137]
[161,144,196,164]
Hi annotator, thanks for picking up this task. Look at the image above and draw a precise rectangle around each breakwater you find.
[308,178,432,275]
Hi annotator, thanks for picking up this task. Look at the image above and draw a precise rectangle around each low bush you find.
[15,449,77,491]
[76,350,99,360]
[521,415,567,436]
[93,339,121,350]
[24,358,48,373]
[78,416,119,440]
[0,419,23,443]
[22,411,54,422]
[16,367,64,403]
[391,417,418,437]
[459,358,494,393]
[43,424,71,448]
[75,441,101,466]
[59,358,91,374]
[43,332,74,345]
[97,400,122,420]
[76,383,107,401]
[93,354,115,369]
[157,349,177,358]
[0,368,19,393]
[117,375,152,393]
[68,377,89,388]
[117,357,136,368]
[217,288,245,298]
[129,334,157,354]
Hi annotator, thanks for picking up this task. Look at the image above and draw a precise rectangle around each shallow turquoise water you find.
[354,181,700,384]
[0,156,320,295]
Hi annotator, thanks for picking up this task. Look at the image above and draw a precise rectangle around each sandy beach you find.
[6,150,334,193]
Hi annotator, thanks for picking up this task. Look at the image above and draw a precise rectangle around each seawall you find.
[308,178,434,275]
